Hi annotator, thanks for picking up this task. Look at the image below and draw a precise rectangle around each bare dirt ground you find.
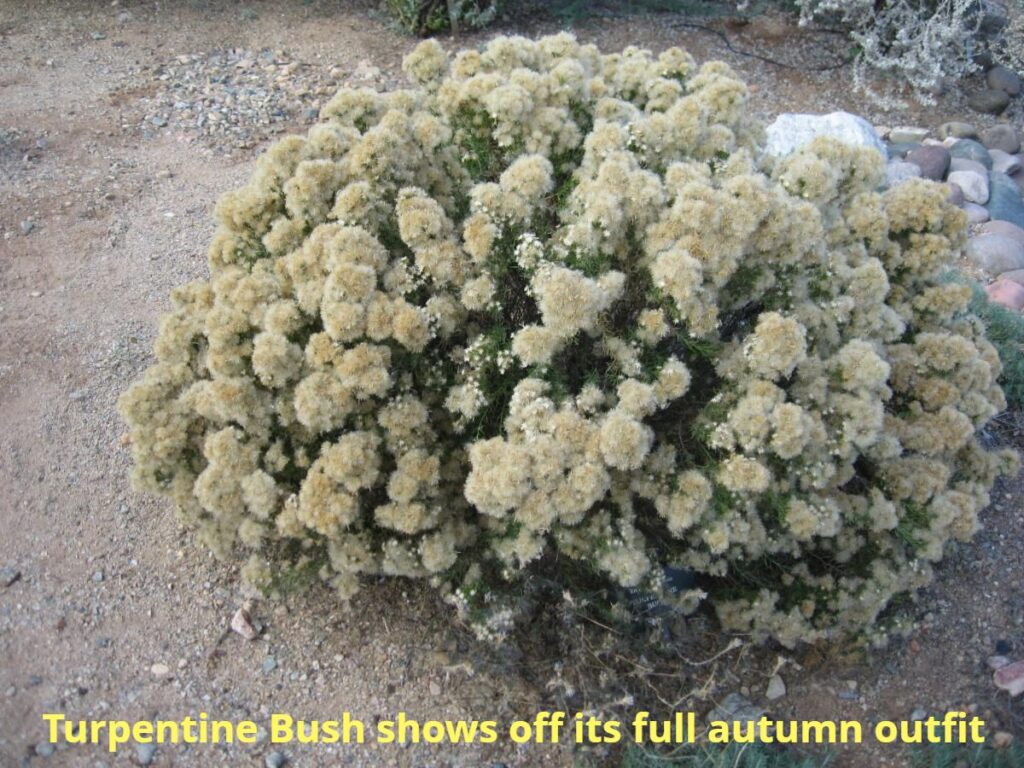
[0,2,1021,767]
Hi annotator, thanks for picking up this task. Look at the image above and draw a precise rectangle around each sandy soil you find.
[1,3,1021,767]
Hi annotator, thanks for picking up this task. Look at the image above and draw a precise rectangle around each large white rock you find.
[764,112,886,159]
[947,169,990,204]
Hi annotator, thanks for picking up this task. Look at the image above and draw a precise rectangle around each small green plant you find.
[614,741,1024,768]
[912,742,1024,768]
[619,743,829,768]
[383,0,498,35]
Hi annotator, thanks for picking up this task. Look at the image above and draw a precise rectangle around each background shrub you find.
[384,0,498,35]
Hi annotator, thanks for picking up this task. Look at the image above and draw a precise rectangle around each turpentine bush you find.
[120,34,1018,648]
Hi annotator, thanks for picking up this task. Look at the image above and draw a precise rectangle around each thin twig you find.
[666,19,854,72]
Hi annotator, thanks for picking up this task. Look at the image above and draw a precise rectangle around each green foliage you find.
[616,742,1024,768]
[383,0,499,36]
[618,743,829,768]
[912,742,1024,768]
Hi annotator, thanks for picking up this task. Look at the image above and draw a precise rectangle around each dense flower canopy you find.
[120,33,1018,647]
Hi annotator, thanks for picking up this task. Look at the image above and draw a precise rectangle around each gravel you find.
[136,48,384,154]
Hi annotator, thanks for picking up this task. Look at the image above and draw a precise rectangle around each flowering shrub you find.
[120,34,1018,648]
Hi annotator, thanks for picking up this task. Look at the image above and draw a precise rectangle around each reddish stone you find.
[993,660,1024,696]
[985,279,1024,311]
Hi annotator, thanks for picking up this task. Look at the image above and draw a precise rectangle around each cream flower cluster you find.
[120,33,1018,647]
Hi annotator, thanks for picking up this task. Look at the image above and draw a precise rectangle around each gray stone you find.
[906,145,950,180]
[989,654,1013,670]
[980,220,1024,246]
[707,692,765,724]
[136,743,156,766]
[987,65,1023,96]
[886,161,922,187]
[262,655,277,673]
[981,124,1021,154]
[979,6,1009,37]
[265,751,288,768]
[967,235,1024,274]
[766,674,787,700]
[968,89,1011,115]
[950,139,993,169]
[964,202,991,224]
[950,157,989,176]
[35,742,55,757]
[938,121,979,140]
[988,171,1024,227]
[889,126,929,144]
[945,182,965,206]
[947,170,989,204]
[91,570,104,582]
[990,149,1023,176]
[764,111,885,158]
[998,269,1024,286]
[19,220,34,235]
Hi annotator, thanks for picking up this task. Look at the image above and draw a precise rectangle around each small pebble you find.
[263,656,278,673]
[993,731,1015,749]
[136,743,156,765]
[265,751,288,768]
[0,567,20,587]
[35,742,55,757]
[765,674,786,700]
[231,607,259,641]
[986,65,1022,96]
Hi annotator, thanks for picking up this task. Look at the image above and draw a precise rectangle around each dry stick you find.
[666,19,854,72]
[678,635,744,667]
